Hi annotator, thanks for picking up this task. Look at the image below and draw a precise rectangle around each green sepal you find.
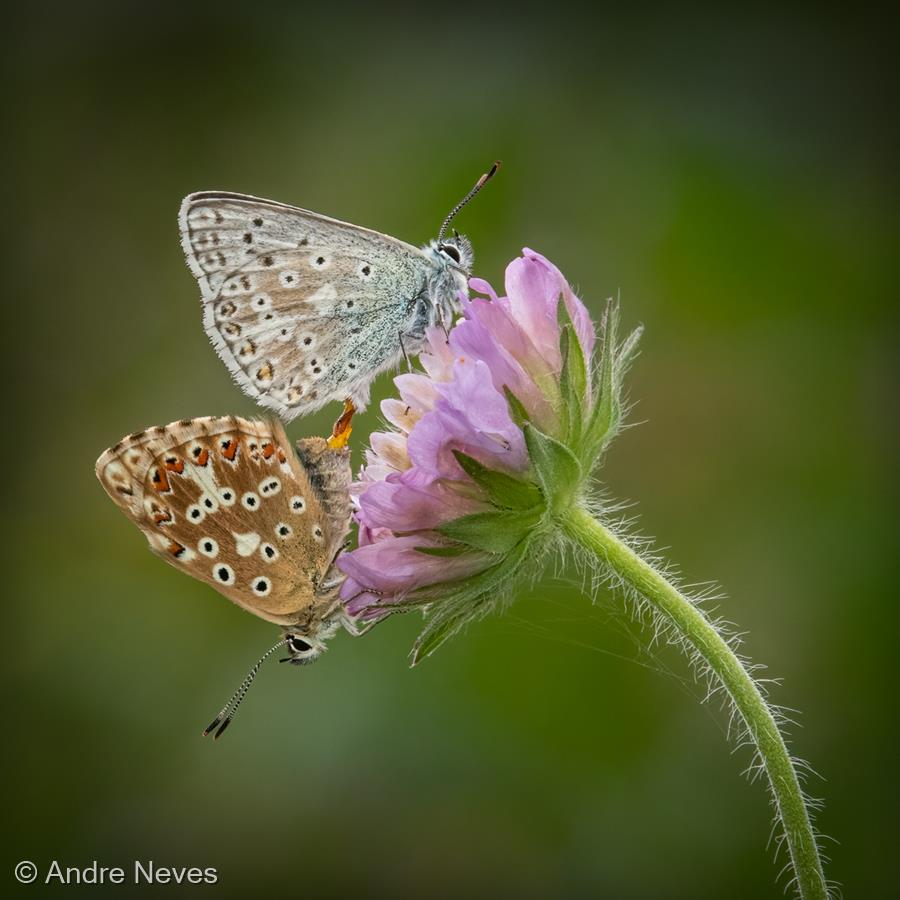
[412,537,531,608]
[558,323,588,446]
[584,300,620,457]
[410,539,533,665]
[437,508,543,554]
[503,385,531,428]
[558,302,588,401]
[523,422,582,513]
[452,450,543,511]
[414,544,470,558]
[557,325,573,440]
[616,324,644,379]
[410,611,468,665]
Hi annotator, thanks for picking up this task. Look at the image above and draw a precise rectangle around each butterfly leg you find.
[438,309,452,343]
[398,331,414,373]
[327,398,356,450]
[316,541,352,597]
[341,615,379,638]
[338,585,411,630]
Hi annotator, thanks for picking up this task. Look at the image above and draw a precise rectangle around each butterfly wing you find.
[96,416,351,628]
[179,192,436,420]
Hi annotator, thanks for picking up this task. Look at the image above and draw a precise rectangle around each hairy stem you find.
[561,505,827,899]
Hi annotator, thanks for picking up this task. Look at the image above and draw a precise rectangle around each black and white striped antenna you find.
[202,638,288,740]
[437,161,500,243]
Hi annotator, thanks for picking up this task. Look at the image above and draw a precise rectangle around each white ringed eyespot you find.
[260,543,278,562]
[198,537,219,558]
[186,504,205,523]
[213,564,235,585]
[259,477,281,496]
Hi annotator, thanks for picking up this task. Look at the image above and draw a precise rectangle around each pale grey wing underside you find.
[179,192,434,419]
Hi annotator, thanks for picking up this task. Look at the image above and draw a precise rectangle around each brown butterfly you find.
[95,415,356,737]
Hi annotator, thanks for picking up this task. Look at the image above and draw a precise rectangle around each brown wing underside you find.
[96,416,350,627]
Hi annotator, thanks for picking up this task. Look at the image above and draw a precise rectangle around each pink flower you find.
[338,249,638,661]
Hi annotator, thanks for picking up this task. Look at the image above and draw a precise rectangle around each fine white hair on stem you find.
[560,500,834,899]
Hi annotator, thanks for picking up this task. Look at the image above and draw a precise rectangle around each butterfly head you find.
[434,232,474,274]
[281,631,325,665]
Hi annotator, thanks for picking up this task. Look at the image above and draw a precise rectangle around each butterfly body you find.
[179,193,473,421]
[96,416,352,662]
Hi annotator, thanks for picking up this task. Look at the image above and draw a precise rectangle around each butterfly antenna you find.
[202,638,288,740]
[437,161,500,243]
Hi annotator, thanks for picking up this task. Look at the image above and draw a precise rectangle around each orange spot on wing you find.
[164,457,185,474]
[153,510,172,525]
[261,442,275,459]
[196,448,209,467]
[167,541,186,557]
[277,448,287,464]
[151,467,171,493]
[221,439,239,461]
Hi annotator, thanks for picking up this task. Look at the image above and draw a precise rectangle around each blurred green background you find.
[8,4,896,898]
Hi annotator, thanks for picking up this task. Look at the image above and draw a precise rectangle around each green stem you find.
[562,505,827,899]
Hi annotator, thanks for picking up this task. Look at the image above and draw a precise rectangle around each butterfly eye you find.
[287,636,312,654]
[440,244,461,264]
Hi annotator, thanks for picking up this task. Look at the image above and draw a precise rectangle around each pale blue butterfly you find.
[178,163,499,422]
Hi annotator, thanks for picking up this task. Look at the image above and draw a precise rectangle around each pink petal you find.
[381,398,420,433]
[337,535,487,596]
[407,359,528,479]
[522,248,596,361]
[369,431,410,472]
[394,373,440,415]
[356,470,485,532]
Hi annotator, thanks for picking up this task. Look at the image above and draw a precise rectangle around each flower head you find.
[338,249,641,662]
